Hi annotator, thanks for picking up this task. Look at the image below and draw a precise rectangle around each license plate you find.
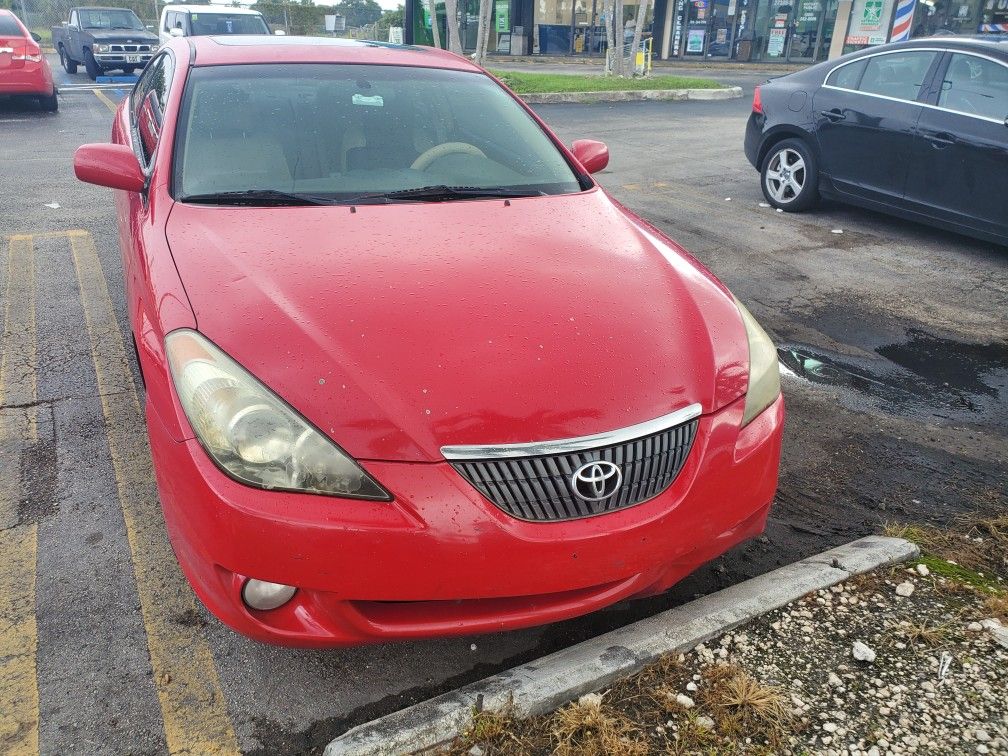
[126,55,142,63]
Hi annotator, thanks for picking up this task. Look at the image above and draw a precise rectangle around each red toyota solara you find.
[74,36,784,647]
[0,9,57,111]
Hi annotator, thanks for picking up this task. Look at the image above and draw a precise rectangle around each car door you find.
[904,51,1008,241]
[813,49,942,206]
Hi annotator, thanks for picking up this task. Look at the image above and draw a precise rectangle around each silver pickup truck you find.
[51,6,158,80]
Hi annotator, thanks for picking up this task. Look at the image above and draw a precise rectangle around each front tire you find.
[84,50,100,81]
[59,46,77,74]
[760,138,819,212]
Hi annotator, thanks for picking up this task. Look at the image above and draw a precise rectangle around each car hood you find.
[87,29,158,42]
[165,190,748,462]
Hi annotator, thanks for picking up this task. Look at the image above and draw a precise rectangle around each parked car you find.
[745,36,1008,246]
[158,5,274,46]
[0,9,56,110]
[52,6,158,80]
[73,36,784,647]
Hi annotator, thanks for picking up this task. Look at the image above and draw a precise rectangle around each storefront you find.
[403,0,1005,60]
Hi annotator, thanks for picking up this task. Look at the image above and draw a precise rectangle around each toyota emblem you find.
[571,460,622,502]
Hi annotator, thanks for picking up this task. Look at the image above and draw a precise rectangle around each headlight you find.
[95,44,111,53]
[734,297,781,427]
[165,329,391,500]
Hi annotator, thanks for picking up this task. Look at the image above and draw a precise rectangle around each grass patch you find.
[884,513,1008,587]
[489,70,725,94]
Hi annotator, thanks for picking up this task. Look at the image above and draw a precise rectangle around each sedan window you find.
[173,64,583,202]
[858,51,937,101]
[825,58,867,89]
[0,15,22,35]
[188,13,269,35]
[938,53,1008,121]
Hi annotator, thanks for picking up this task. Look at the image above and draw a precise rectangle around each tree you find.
[426,0,441,48]
[472,0,491,66]
[381,4,403,28]
[628,0,650,77]
[442,0,462,53]
[334,0,381,27]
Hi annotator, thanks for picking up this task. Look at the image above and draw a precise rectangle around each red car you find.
[0,9,57,111]
[74,36,784,647]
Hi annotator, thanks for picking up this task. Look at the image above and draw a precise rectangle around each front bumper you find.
[94,52,153,69]
[148,393,785,647]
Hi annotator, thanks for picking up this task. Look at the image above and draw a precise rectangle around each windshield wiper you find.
[344,185,547,204]
[178,189,339,207]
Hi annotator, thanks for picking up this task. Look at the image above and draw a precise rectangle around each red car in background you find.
[0,9,57,111]
[73,36,784,647]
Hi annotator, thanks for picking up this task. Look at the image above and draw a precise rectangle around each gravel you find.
[693,564,1008,754]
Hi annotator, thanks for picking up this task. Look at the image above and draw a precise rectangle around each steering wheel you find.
[411,142,487,171]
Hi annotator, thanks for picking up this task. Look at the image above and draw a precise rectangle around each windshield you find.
[79,8,144,30]
[173,63,584,202]
[188,13,269,35]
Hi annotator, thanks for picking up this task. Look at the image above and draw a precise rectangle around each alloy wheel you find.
[765,147,806,204]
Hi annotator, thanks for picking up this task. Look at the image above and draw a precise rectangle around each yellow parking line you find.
[69,233,239,755]
[92,88,118,113]
[0,235,40,756]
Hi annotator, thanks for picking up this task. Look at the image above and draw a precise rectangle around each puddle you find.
[777,336,1007,417]
[877,330,1008,398]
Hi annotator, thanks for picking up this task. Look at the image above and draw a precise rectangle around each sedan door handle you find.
[928,132,956,148]
[820,109,846,122]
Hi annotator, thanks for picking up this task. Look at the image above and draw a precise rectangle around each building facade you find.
[404,0,1007,63]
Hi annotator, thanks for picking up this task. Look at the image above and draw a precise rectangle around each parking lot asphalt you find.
[1,86,1005,756]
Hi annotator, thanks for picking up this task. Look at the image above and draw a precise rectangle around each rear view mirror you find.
[74,143,145,192]
[169,27,184,37]
[571,139,609,174]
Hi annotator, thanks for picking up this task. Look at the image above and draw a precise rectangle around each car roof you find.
[185,35,482,71]
[163,5,265,15]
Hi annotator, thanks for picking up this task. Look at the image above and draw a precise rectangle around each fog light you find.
[241,578,296,611]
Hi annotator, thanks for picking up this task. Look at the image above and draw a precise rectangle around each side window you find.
[858,51,937,102]
[826,58,867,89]
[938,53,1008,121]
[69,10,77,26]
[130,53,175,165]
[163,12,172,32]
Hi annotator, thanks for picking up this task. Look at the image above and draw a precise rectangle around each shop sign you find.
[672,0,686,52]
[861,0,884,30]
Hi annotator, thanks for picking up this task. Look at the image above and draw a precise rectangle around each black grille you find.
[451,419,698,522]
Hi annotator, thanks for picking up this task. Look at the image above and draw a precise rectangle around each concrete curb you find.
[519,86,743,104]
[325,535,918,756]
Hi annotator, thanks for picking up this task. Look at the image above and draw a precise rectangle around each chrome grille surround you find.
[444,404,701,522]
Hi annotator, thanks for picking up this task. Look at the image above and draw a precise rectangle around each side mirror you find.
[169,26,184,37]
[274,29,286,35]
[571,139,609,174]
[30,32,41,42]
[74,143,145,192]
[146,24,155,30]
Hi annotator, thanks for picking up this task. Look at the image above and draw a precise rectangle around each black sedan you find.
[744,36,1008,245]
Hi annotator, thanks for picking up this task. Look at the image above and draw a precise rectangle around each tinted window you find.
[939,53,1008,121]
[0,14,24,35]
[131,53,174,164]
[826,58,867,89]
[174,64,582,200]
[858,51,937,101]
[188,13,269,35]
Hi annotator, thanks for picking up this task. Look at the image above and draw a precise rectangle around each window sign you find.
[767,26,787,55]
[846,0,894,45]
[687,27,706,50]
[496,0,510,33]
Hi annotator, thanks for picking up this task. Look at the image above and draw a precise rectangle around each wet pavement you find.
[0,88,1005,755]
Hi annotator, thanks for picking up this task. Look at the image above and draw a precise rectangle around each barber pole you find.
[980,23,1008,31]
[889,0,917,41]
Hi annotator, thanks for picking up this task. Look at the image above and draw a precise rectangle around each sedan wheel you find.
[760,139,819,212]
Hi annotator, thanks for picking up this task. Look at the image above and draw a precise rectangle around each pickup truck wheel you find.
[59,46,77,74]
[83,50,100,81]
[39,89,58,112]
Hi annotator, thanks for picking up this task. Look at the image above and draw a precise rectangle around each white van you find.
[158,5,278,46]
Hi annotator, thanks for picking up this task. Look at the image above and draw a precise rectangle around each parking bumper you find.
[147,394,784,647]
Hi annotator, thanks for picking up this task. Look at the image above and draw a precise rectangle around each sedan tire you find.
[39,90,58,112]
[761,138,819,212]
